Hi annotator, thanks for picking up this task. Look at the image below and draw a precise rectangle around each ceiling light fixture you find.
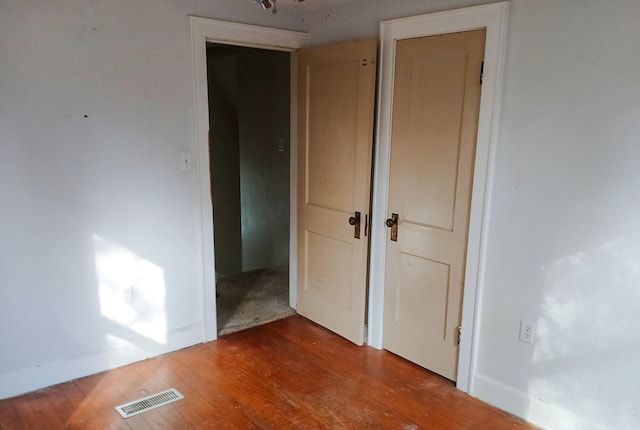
[253,0,306,15]
[255,0,278,14]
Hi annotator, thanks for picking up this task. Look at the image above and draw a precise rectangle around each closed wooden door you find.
[383,30,485,380]
[296,40,377,345]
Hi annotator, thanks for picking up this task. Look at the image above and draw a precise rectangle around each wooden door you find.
[383,30,486,380]
[297,40,377,345]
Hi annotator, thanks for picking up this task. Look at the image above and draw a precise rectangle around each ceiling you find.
[270,0,356,11]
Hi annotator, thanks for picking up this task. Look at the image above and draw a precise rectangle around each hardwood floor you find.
[0,316,538,429]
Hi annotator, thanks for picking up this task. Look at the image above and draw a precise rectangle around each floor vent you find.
[115,388,184,418]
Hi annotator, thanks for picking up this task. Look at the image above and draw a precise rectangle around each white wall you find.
[475,1,640,428]
[306,0,499,45]
[306,0,640,429]
[0,0,306,399]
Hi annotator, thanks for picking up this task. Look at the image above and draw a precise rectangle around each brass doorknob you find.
[348,212,361,239]
[386,213,399,242]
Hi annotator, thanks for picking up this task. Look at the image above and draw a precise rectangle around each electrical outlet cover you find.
[123,287,133,304]
[519,320,535,344]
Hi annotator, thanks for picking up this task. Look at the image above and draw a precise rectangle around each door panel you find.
[383,30,485,380]
[305,230,352,306]
[403,54,468,231]
[297,40,377,345]
[306,62,359,211]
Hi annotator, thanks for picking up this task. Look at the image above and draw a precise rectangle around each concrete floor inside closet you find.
[216,264,296,336]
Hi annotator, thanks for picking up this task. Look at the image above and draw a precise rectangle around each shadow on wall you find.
[208,44,291,276]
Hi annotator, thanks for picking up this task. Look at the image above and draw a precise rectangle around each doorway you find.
[206,43,295,335]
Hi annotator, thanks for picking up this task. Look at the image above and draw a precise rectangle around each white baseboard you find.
[0,323,202,400]
[472,373,611,430]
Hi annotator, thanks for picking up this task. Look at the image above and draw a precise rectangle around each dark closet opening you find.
[206,43,294,335]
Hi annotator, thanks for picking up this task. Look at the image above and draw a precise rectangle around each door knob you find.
[348,211,361,239]
[386,213,398,242]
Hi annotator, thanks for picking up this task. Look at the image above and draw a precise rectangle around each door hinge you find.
[457,326,462,346]
[480,61,484,85]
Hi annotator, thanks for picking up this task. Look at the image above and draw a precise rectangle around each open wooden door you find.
[383,30,486,380]
[296,40,377,345]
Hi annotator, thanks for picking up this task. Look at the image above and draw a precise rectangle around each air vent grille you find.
[115,388,183,418]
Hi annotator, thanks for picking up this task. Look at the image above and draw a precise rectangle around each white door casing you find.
[189,17,308,342]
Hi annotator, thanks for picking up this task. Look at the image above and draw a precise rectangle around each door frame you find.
[368,2,510,393]
[189,16,308,342]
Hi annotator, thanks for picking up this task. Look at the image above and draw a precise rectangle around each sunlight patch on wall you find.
[93,234,167,344]
[529,236,640,428]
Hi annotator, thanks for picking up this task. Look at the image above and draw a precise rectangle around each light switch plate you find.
[179,152,193,171]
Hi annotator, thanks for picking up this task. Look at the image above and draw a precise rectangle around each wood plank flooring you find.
[0,316,538,429]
